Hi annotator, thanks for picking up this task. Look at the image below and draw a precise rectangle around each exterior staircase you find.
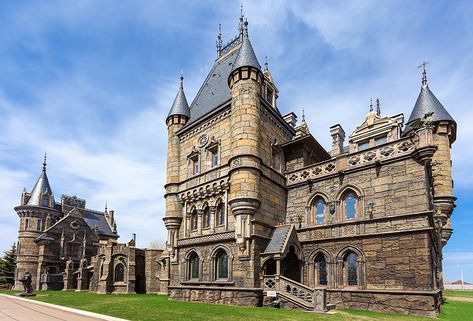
[263,275,329,311]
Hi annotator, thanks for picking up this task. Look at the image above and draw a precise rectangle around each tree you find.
[0,243,16,288]
[148,240,165,250]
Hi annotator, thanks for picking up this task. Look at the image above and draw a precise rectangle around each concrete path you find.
[0,294,128,321]
[445,296,473,303]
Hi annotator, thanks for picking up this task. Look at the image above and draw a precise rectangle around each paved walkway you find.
[0,294,127,321]
[445,295,473,303]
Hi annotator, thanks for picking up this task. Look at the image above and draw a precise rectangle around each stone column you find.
[209,206,217,233]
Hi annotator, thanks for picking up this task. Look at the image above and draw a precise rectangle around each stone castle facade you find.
[161,16,456,317]
[13,15,456,317]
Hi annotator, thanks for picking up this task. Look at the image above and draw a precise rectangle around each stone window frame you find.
[210,245,233,282]
[270,141,284,173]
[113,256,127,284]
[202,203,211,230]
[336,185,365,223]
[187,148,200,176]
[215,198,226,227]
[36,218,44,231]
[306,192,330,226]
[336,246,366,289]
[189,207,198,231]
[184,249,202,282]
[308,248,333,288]
[24,218,29,231]
[205,138,221,170]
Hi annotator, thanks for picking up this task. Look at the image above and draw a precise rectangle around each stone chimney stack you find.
[330,124,345,156]
[283,112,297,128]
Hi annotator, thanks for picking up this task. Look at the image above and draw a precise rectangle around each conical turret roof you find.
[406,84,454,125]
[27,156,54,206]
[232,21,261,71]
[167,74,190,120]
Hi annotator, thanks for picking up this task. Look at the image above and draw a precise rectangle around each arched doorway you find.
[282,245,301,282]
[263,258,276,275]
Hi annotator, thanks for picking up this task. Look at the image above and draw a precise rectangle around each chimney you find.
[330,124,345,156]
[283,112,297,128]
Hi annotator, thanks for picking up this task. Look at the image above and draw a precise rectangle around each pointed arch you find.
[336,185,364,221]
[184,249,202,281]
[336,246,366,288]
[308,248,333,287]
[210,245,233,281]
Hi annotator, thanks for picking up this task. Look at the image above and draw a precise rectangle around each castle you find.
[14,15,456,317]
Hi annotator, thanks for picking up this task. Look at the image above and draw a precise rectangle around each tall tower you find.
[163,74,190,260]
[227,19,263,257]
[14,155,62,290]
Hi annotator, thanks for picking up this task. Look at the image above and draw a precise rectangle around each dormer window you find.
[375,136,387,146]
[358,141,369,151]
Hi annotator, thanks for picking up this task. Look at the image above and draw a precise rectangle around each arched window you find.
[203,207,211,228]
[315,253,328,286]
[215,249,229,280]
[114,263,125,282]
[312,198,326,225]
[344,191,357,220]
[216,202,225,226]
[189,252,199,280]
[190,209,198,230]
[345,252,358,286]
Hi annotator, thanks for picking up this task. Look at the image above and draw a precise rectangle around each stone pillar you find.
[330,124,345,156]
[76,258,88,291]
[209,206,217,233]
[62,269,75,291]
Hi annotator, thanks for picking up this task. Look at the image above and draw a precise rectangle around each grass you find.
[0,290,472,321]
[444,290,473,298]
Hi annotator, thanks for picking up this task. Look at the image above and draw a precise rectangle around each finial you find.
[239,3,244,36]
[243,17,248,37]
[105,202,108,213]
[264,56,269,71]
[42,152,47,171]
[369,98,373,112]
[376,97,381,116]
[418,60,429,86]
[180,71,184,89]
[302,108,306,123]
[216,24,222,56]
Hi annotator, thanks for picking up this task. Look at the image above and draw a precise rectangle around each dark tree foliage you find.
[0,243,16,288]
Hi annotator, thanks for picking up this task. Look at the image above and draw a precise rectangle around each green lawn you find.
[1,290,472,321]
[444,290,473,298]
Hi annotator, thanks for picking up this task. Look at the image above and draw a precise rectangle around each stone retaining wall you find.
[169,286,263,306]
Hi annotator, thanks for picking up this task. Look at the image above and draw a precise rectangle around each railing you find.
[263,275,326,311]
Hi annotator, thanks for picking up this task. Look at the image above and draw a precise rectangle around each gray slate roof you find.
[405,84,455,133]
[167,78,190,119]
[183,34,261,129]
[264,225,291,254]
[233,35,261,71]
[83,210,116,237]
[27,166,54,206]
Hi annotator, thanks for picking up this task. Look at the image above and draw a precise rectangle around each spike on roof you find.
[232,19,261,71]
[27,155,54,206]
[405,67,455,135]
[376,97,381,116]
[167,73,190,119]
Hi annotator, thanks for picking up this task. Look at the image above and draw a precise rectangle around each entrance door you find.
[282,245,301,282]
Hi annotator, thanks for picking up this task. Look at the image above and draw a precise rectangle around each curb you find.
[0,294,130,321]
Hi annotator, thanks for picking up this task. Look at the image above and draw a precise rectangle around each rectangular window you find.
[24,219,29,230]
[36,219,43,231]
[358,141,369,151]
[375,136,387,146]
[213,151,219,167]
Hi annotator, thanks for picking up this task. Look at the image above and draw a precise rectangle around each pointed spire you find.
[216,24,223,57]
[239,3,244,37]
[302,108,306,123]
[233,18,261,71]
[376,97,381,116]
[369,98,373,112]
[167,72,190,120]
[264,56,269,71]
[418,61,429,87]
[27,155,54,206]
[104,202,108,213]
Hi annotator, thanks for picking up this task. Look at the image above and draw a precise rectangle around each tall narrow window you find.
[315,199,325,225]
[114,263,125,282]
[203,207,211,228]
[210,148,219,167]
[215,249,229,280]
[315,254,328,286]
[189,252,199,280]
[191,210,198,231]
[36,219,43,231]
[24,219,29,230]
[346,252,358,286]
[344,192,357,220]
[216,203,225,226]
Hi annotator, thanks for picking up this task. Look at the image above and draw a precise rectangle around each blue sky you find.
[0,1,471,282]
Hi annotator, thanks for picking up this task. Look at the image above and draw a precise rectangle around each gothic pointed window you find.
[215,249,229,280]
[189,252,199,280]
[345,252,358,286]
[315,253,328,286]
[114,262,125,282]
[344,192,357,220]
[203,207,211,228]
[216,202,225,226]
[190,209,198,231]
[315,198,325,225]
